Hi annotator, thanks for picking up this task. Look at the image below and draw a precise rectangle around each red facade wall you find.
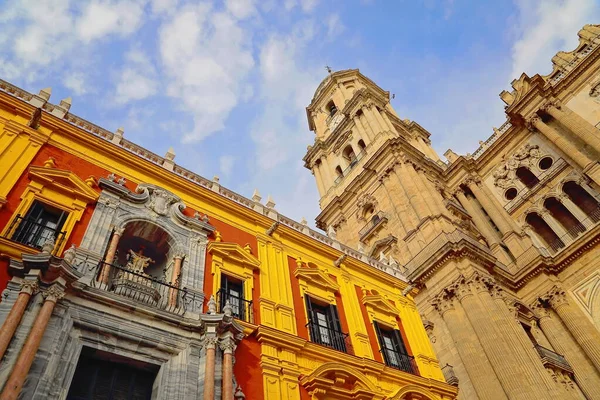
[233,334,264,399]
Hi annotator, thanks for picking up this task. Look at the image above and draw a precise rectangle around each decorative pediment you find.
[29,166,99,203]
[362,293,400,316]
[301,362,385,400]
[207,242,260,270]
[294,266,339,293]
[493,143,543,189]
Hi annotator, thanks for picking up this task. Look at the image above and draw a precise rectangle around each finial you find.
[325,65,332,74]
[243,243,252,254]
[41,239,55,254]
[107,172,116,182]
[63,244,77,263]
[59,97,72,111]
[300,217,307,226]
[265,195,275,209]
[43,157,56,168]
[117,177,126,186]
[252,189,262,202]
[213,175,220,183]
[296,256,303,268]
[223,299,233,317]
[165,147,176,161]
[214,230,222,242]
[207,295,217,314]
[38,87,52,101]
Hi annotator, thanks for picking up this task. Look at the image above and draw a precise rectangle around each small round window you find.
[505,188,518,201]
[538,157,553,170]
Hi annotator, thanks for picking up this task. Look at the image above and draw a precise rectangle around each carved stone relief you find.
[493,143,543,189]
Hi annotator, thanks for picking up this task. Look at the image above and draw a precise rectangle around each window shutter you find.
[393,329,408,355]
[329,304,346,352]
[304,295,316,341]
[373,321,389,365]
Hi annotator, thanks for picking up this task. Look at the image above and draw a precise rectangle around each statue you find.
[127,247,155,274]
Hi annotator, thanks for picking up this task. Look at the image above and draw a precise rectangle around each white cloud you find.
[281,0,319,12]
[63,73,89,95]
[326,14,345,40]
[159,4,254,142]
[225,0,256,19]
[77,0,146,42]
[510,0,600,79]
[151,0,177,15]
[219,155,235,177]
[114,49,158,104]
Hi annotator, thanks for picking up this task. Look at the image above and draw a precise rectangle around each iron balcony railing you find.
[216,288,254,324]
[306,320,350,353]
[333,150,366,186]
[383,349,418,375]
[4,215,65,254]
[91,261,199,316]
[358,211,388,240]
[534,344,573,373]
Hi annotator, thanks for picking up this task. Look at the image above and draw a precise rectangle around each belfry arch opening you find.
[525,212,564,251]
[543,197,585,237]
[343,145,357,164]
[563,181,600,222]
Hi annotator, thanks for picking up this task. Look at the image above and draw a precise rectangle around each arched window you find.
[335,166,343,178]
[358,139,366,152]
[343,145,357,164]
[525,212,564,251]
[563,181,600,222]
[543,197,585,237]
[516,166,539,189]
[327,101,338,117]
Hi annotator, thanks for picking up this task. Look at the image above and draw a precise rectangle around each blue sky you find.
[1,0,598,228]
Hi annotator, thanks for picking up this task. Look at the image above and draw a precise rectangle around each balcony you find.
[91,261,201,316]
[535,344,573,373]
[216,288,254,324]
[358,212,388,241]
[306,321,350,353]
[4,215,65,255]
[333,150,366,186]
[382,349,418,375]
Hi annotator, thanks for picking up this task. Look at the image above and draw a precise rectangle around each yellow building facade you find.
[304,24,600,399]
[0,56,455,399]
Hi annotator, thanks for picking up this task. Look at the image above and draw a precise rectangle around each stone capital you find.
[525,115,542,132]
[114,226,126,236]
[219,337,237,354]
[431,292,456,316]
[542,285,569,310]
[20,280,39,296]
[42,284,65,303]
[205,336,218,350]
[463,174,481,187]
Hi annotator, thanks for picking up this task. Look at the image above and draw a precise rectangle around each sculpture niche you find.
[113,247,161,306]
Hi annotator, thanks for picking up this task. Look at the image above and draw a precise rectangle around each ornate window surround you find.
[362,291,402,327]
[207,241,260,309]
[1,164,99,256]
[294,260,339,304]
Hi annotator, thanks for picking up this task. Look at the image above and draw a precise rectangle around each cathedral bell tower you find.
[303,69,456,265]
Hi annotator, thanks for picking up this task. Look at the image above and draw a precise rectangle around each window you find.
[526,212,564,251]
[516,166,540,189]
[538,157,553,170]
[373,321,415,374]
[305,296,347,352]
[10,200,67,250]
[358,139,366,152]
[219,274,245,320]
[505,188,518,201]
[67,347,157,400]
[343,145,357,164]
[335,166,343,178]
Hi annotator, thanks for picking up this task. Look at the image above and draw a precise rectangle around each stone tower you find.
[304,69,458,266]
[304,24,600,400]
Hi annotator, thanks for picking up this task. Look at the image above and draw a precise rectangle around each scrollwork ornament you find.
[431,293,455,316]
[205,336,218,350]
[42,285,65,303]
[526,115,541,132]
[544,286,569,309]
[20,280,39,296]
[465,273,488,294]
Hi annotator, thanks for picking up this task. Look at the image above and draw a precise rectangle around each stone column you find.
[559,194,593,228]
[100,227,124,284]
[353,114,371,141]
[312,164,326,196]
[202,336,218,400]
[539,210,569,240]
[220,336,236,400]
[400,161,430,221]
[544,103,600,154]
[466,178,513,235]
[432,291,508,399]
[544,286,600,370]
[168,254,184,307]
[361,106,377,136]
[535,305,600,399]
[0,280,39,361]
[455,190,501,245]
[0,284,64,400]
[489,287,562,399]
[454,274,541,399]
[528,116,592,169]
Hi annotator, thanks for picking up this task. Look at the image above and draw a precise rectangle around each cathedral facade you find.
[304,24,600,399]
[0,38,455,400]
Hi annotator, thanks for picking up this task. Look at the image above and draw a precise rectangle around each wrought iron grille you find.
[306,320,349,353]
[216,288,254,324]
[91,261,199,315]
[4,215,65,254]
